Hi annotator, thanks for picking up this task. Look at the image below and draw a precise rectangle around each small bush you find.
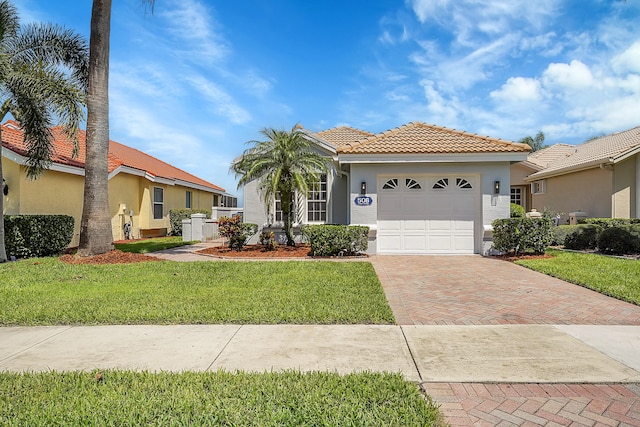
[218,215,258,251]
[596,225,640,255]
[564,224,601,250]
[169,209,210,236]
[510,203,525,218]
[578,218,640,228]
[300,224,369,256]
[552,225,577,246]
[4,215,74,258]
[492,217,554,255]
[259,230,278,251]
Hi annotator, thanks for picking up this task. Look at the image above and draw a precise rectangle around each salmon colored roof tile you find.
[1,120,225,193]
[337,122,530,154]
[314,126,374,149]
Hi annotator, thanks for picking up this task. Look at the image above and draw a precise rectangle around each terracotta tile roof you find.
[314,126,374,149]
[1,120,225,192]
[525,143,576,169]
[528,125,640,179]
[337,122,531,154]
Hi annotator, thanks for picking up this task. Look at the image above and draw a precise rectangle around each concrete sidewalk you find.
[1,324,639,384]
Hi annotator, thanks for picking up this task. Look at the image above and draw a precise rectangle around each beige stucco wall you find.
[612,156,637,218]
[17,167,85,246]
[531,167,612,221]
[509,163,536,211]
[4,154,220,245]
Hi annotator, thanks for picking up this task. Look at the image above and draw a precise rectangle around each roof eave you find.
[525,159,613,181]
[338,152,529,164]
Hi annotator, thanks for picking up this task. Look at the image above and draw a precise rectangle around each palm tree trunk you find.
[0,126,7,262]
[78,0,113,256]
[281,191,295,246]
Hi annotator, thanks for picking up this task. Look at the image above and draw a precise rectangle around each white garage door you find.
[377,175,479,254]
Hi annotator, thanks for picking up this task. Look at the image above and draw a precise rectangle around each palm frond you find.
[0,0,19,43]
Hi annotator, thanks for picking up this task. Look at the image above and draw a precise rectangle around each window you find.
[456,178,472,189]
[307,174,327,222]
[221,195,238,208]
[153,187,164,220]
[510,187,522,205]
[382,178,398,190]
[274,192,283,222]
[531,180,546,195]
[433,178,449,189]
[405,178,421,189]
[186,191,192,209]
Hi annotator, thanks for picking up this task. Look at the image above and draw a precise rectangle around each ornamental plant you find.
[218,215,258,251]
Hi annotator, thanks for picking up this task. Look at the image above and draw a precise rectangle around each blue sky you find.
[13,0,640,200]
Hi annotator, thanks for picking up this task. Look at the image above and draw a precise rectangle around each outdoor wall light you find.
[2,179,8,196]
[494,180,500,194]
[360,181,367,195]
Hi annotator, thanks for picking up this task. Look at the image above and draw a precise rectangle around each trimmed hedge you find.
[169,209,210,236]
[510,203,525,218]
[597,225,640,255]
[492,217,554,255]
[552,225,576,246]
[564,224,601,250]
[300,225,369,257]
[578,218,640,228]
[4,215,74,258]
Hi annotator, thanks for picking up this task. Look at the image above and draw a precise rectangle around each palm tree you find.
[0,0,88,263]
[519,131,546,152]
[78,0,154,257]
[232,125,330,246]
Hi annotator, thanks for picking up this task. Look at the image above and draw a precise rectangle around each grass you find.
[515,249,640,305]
[114,236,195,253]
[0,258,395,325]
[0,370,444,426]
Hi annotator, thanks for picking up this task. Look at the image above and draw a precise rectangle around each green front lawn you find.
[114,236,195,253]
[0,259,395,325]
[515,249,640,305]
[0,371,444,426]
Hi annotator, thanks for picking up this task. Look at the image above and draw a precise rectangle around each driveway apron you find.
[372,254,640,426]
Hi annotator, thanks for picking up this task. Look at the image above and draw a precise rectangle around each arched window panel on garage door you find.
[382,178,399,190]
[432,178,449,189]
[405,178,421,189]
[456,178,473,189]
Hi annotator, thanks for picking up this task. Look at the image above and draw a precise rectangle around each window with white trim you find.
[382,178,399,190]
[510,187,522,205]
[307,174,327,222]
[153,187,164,220]
[186,191,192,209]
[531,180,546,195]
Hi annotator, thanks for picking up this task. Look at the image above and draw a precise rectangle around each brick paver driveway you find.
[372,255,640,325]
[372,255,640,426]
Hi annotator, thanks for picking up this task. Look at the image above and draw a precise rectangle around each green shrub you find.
[578,218,640,228]
[510,203,525,218]
[259,230,278,251]
[169,209,210,236]
[564,224,601,250]
[4,215,74,258]
[595,225,640,255]
[300,224,369,256]
[492,217,554,255]
[552,225,577,246]
[218,215,258,251]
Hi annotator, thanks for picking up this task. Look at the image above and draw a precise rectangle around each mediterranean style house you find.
[241,122,531,255]
[510,125,640,223]
[1,120,236,246]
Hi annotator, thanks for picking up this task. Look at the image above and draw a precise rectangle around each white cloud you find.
[542,60,594,89]
[612,40,640,74]
[185,75,251,124]
[490,77,542,102]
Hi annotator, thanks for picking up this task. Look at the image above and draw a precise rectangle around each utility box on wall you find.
[569,211,588,225]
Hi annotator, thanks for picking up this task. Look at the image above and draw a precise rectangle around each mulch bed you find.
[198,244,312,258]
[492,253,554,262]
[59,250,161,265]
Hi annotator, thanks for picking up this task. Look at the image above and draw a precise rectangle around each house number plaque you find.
[354,196,373,206]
